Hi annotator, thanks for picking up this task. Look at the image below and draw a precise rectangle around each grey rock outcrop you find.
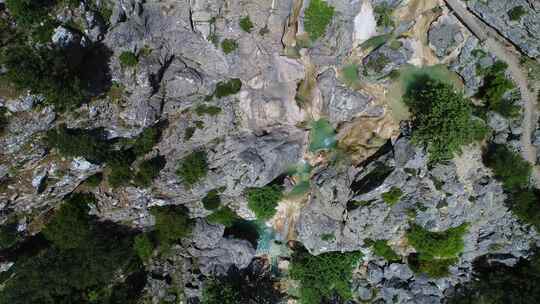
[428,14,465,58]
[362,40,413,79]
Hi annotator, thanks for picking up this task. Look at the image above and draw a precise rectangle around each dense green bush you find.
[176,151,208,187]
[221,39,238,54]
[407,223,467,259]
[119,51,138,67]
[133,233,154,262]
[133,155,166,187]
[381,187,403,205]
[5,0,54,27]
[84,172,103,187]
[448,250,540,304]
[304,0,335,41]
[507,6,527,21]
[202,189,222,210]
[508,189,540,230]
[46,126,110,163]
[42,193,94,250]
[150,205,193,249]
[107,152,135,188]
[239,16,254,33]
[374,4,394,28]
[0,193,144,304]
[0,220,21,250]
[131,126,161,156]
[213,78,242,99]
[246,185,283,220]
[366,239,400,262]
[406,223,467,277]
[403,77,487,163]
[290,247,362,304]
[207,207,239,227]
[202,263,282,304]
[1,45,87,110]
[195,104,222,116]
[483,144,531,191]
[477,61,519,118]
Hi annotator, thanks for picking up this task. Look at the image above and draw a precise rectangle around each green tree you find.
[304,0,335,41]
[239,16,254,33]
[404,77,487,163]
[221,39,238,54]
[246,185,283,220]
[381,187,403,205]
[207,206,239,227]
[477,61,518,118]
[202,189,222,210]
[133,155,166,187]
[119,51,138,67]
[290,247,362,304]
[176,151,208,187]
[134,233,154,262]
[42,193,94,250]
[483,144,531,191]
[150,205,193,249]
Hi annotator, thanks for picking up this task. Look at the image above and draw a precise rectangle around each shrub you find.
[404,76,488,163]
[133,155,166,187]
[341,64,359,86]
[119,51,138,67]
[374,4,394,28]
[202,189,221,210]
[176,151,208,187]
[507,6,527,21]
[202,264,282,304]
[195,104,222,116]
[85,173,103,187]
[477,61,519,118]
[107,156,134,188]
[407,223,468,259]
[246,185,283,220]
[131,126,161,156]
[483,144,531,191]
[207,206,239,227]
[0,221,21,250]
[366,239,400,262]
[508,189,540,230]
[150,205,193,249]
[42,193,94,250]
[0,193,142,304]
[221,39,238,54]
[134,233,154,262]
[239,16,254,33]
[406,223,467,277]
[5,0,53,27]
[213,78,242,99]
[381,187,403,205]
[304,0,335,41]
[1,45,87,110]
[46,126,109,163]
[289,247,362,304]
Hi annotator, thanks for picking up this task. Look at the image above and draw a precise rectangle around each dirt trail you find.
[444,0,540,187]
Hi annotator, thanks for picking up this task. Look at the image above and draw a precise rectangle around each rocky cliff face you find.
[1,0,540,303]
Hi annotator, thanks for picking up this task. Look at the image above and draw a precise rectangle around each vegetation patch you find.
[381,187,403,206]
[207,206,239,227]
[403,76,487,163]
[239,16,254,33]
[133,155,166,188]
[483,144,531,191]
[195,104,222,116]
[150,205,193,250]
[221,39,238,54]
[304,0,335,41]
[246,185,283,220]
[477,61,519,118]
[134,233,154,262]
[366,239,400,262]
[290,246,362,304]
[213,78,242,99]
[374,4,394,28]
[119,51,138,68]
[406,223,468,277]
[202,188,223,210]
[341,64,359,87]
[507,6,527,21]
[0,193,146,304]
[176,151,208,187]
